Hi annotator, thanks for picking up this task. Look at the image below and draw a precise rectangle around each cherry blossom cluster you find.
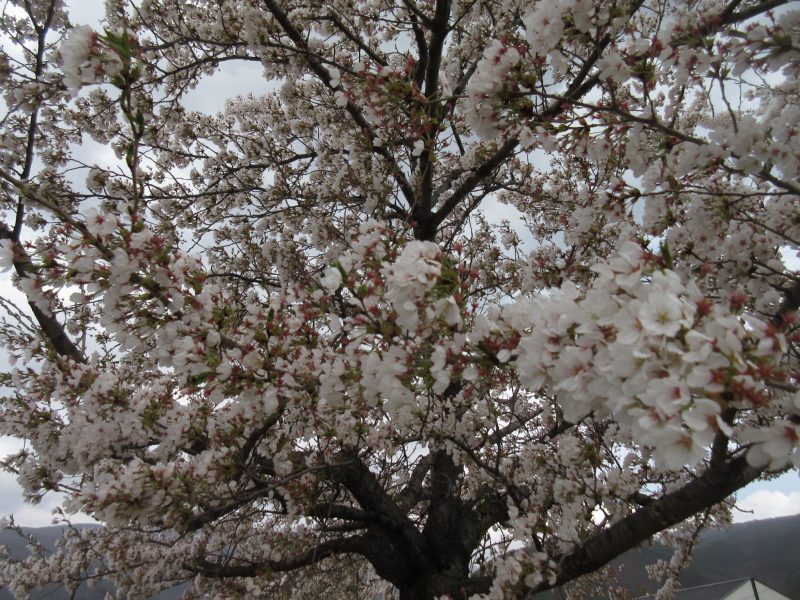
[487,242,794,471]
[58,26,123,95]
[464,40,523,139]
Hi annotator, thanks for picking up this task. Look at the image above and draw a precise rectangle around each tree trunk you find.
[398,578,436,600]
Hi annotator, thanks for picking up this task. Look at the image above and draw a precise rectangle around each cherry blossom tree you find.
[0,0,798,598]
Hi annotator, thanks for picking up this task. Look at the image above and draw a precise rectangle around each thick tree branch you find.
[0,222,86,363]
[332,451,429,559]
[772,278,800,327]
[525,455,763,596]
[413,0,453,238]
[395,453,434,513]
[323,13,387,67]
[260,0,416,206]
[190,536,367,577]
[410,12,429,90]
[430,0,647,233]
[15,0,56,238]
[699,0,790,35]
[310,503,377,522]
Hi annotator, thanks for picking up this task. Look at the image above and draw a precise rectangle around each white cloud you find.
[0,438,96,527]
[0,275,27,306]
[0,469,95,528]
[734,490,800,523]
[65,0,105,29]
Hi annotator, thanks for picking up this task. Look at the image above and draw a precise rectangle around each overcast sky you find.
[1,0,798,529]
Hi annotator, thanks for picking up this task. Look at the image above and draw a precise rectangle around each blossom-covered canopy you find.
[0,0,798,598]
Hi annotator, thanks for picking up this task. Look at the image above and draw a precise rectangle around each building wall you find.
[725,580,793,600]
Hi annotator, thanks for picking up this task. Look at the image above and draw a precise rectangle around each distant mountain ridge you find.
[608,513,800,599]
[2,515,799,599]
